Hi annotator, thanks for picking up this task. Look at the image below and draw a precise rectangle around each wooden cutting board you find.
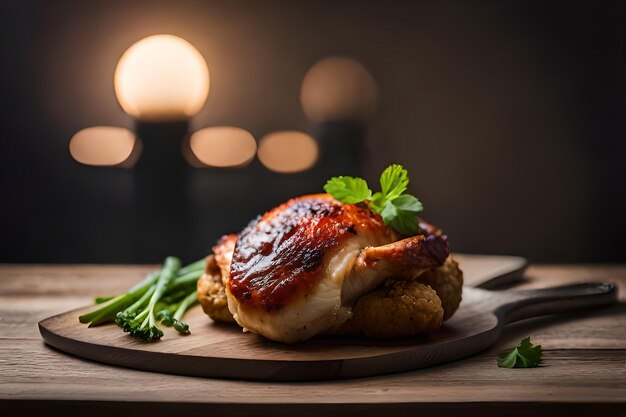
[448,253,527,288]
[38,255,615,381]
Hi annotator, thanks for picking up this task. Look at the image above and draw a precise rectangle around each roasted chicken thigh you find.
[197,193,463,343]
[221,193,449,343]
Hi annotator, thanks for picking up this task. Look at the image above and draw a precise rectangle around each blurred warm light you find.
[189,126,256,168]
[181,136,206,168]
[258,131,318,173]
[114,34,210,121]
[300,56,378,123]
[118,137,143,168]
[69,126,139,167]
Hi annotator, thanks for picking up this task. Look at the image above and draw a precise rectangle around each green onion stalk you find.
[79,256,205,341]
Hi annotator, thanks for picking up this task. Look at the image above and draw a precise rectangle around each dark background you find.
[1,0,624,264]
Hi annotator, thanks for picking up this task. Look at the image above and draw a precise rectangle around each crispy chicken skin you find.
[228,194,395,312]
[196,194,462,343]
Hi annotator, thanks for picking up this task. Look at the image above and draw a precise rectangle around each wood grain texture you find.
[1,260,625,416]
[453,253,527,288]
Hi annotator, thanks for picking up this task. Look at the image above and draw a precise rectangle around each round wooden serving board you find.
[39,278,616,381]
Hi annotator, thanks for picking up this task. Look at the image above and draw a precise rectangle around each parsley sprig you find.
[323,164,423,235]
[497,337,543,368]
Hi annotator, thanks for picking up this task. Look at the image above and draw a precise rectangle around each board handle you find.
[494,282,617,324]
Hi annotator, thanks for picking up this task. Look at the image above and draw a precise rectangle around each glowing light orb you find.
[300,56,377,123]
[114,35,210,121]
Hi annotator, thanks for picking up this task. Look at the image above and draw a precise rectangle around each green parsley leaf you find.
[497,337,543,368]
[369,191,385,212]
[379,164,409,202]
[380,199,398,223]
[392,194,423,212]
[323,164,424,236]
[381,198,420,235]
[323,176,372,204]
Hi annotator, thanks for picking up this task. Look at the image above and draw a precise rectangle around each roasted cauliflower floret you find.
[417,256,463,320]
[339,280,443,338]
[197,255,235,323]
[337,256,462,337]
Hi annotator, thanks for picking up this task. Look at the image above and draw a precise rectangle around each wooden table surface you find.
[1,263,625,416]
